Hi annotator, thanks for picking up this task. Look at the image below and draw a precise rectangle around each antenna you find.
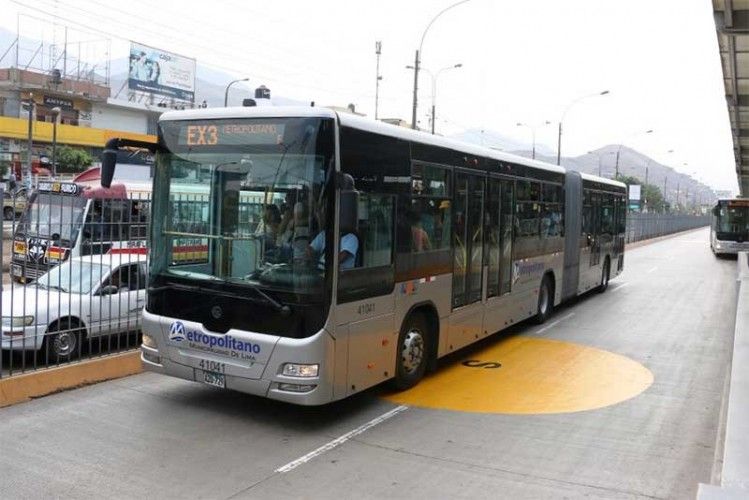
[375,41,383,120]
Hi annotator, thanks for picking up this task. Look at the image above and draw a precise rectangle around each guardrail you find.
[0,184,149,380]
[625,213,710,243]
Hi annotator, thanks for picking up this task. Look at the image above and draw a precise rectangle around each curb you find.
[0,351,143,408]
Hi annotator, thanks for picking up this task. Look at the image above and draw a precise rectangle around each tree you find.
[615,174,667,213]
[57,146,93,173]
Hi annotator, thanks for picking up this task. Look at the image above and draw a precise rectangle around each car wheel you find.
[392,313,429,391]
[533,276,553,324]
[598,258,610,293]
[45,318,83,363]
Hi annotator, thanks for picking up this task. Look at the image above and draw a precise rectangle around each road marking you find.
[536,312,575,335]
[611,282,630,293]
[647,266,658,273]
[275,405,409,473]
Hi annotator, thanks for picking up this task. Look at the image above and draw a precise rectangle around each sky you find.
[0,0,738,192]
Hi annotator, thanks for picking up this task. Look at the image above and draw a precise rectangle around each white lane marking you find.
[647,266,658,273]
[535,312,575,335]
[275,405,409,473]
[611,282,630,293]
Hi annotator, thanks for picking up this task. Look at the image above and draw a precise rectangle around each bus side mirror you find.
[101,148,117,188]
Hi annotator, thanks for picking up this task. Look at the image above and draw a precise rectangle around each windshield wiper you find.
[149,282,291,316]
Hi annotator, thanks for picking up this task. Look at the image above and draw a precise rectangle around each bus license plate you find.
[203,371,225,388]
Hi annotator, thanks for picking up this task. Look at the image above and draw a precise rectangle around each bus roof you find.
[579,172,627,189]
[159,106,566,176]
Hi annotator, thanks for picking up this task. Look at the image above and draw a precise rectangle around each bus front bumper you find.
[140,310,335,405]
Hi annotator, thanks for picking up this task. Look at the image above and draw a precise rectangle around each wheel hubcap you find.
[53,331,76,357]
[401,329,425,374]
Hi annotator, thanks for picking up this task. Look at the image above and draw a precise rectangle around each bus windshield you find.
[151,117,335,298]
[716,201,749,237]
[18,193,87,243]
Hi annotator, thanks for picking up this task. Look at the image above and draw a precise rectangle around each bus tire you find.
[392,313,429,391]
[533,275,553,324]
[44,318,84,364]
[598,258,610,293]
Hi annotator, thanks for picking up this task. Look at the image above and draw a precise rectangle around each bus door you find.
[449,171,485,351]
[589,191,602,267]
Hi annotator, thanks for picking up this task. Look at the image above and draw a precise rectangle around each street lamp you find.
[407,63,462,134]
[614,129,653,179]
[224,77,250,107]
[518,121,551,160]
[50,106,61,178]
[410,0,471,130]
[556,90,609,165]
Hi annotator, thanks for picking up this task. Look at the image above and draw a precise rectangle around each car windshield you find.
[36,260,110,294]
[150,117,335,297]
[18,192,87,243]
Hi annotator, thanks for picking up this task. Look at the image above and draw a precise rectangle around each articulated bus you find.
[710,198,749,255]
[102,106,627,405]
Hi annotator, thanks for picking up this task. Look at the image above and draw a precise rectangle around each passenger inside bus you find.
[307,203,359,270]
[409,210,432,252]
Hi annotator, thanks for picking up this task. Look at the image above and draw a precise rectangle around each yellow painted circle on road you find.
[383,336,653,414]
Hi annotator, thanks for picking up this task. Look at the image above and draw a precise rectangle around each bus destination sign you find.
[37,182,80,195]
[178,121,286,147]
[728,199,749,208]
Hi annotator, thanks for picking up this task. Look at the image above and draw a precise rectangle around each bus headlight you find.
[142,334,157,349]
[1,316,34,329]
[282,363,319,378]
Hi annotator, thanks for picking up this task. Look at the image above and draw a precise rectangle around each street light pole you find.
[407,63,463,135]
[23,95,35,191]
[51,106,61,178]
[614,129,653,179]
[411,0,471,130]
[224,77,250,107]
[556,90,609,165]
[375,41,383,120]
[520,121,551,160]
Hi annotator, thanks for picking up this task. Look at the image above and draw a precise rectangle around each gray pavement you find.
[0,227,737,499]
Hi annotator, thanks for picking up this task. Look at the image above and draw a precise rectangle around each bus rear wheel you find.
[533,276,553,324]
[392,313,429,391]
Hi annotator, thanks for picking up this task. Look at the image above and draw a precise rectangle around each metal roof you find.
[713,0,749,194]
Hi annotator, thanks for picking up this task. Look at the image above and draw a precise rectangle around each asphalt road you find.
[0,227,737,499]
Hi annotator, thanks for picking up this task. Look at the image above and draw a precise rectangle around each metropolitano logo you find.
[169,321,186,342]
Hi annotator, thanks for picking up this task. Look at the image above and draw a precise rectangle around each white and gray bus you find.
[710,198,749,255]
[101,106,627,405]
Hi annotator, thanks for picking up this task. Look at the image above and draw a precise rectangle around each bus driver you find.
[307,203,358,270]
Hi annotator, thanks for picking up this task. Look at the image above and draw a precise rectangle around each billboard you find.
[128,42,195,102]
[629,184,641,201]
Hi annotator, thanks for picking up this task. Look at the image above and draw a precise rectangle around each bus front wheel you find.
[392,313,429,391]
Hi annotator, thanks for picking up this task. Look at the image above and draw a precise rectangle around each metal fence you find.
[0,184,150,380]
[0,181,712,379]
[625,213,710,243]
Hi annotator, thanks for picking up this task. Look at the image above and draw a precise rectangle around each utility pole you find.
[374,41,382,120]
[614,148,620,180]
[411,50,419,129]
[676,181,680,210]
[24,94,34,191]
[663,176,668,212]
[644,164,649,211]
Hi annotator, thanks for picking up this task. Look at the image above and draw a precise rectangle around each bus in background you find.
[11,166,151,283]
[101,105,626,405]
[710,198,749,255]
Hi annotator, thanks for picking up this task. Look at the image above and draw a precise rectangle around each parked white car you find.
[0,254,147,362]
